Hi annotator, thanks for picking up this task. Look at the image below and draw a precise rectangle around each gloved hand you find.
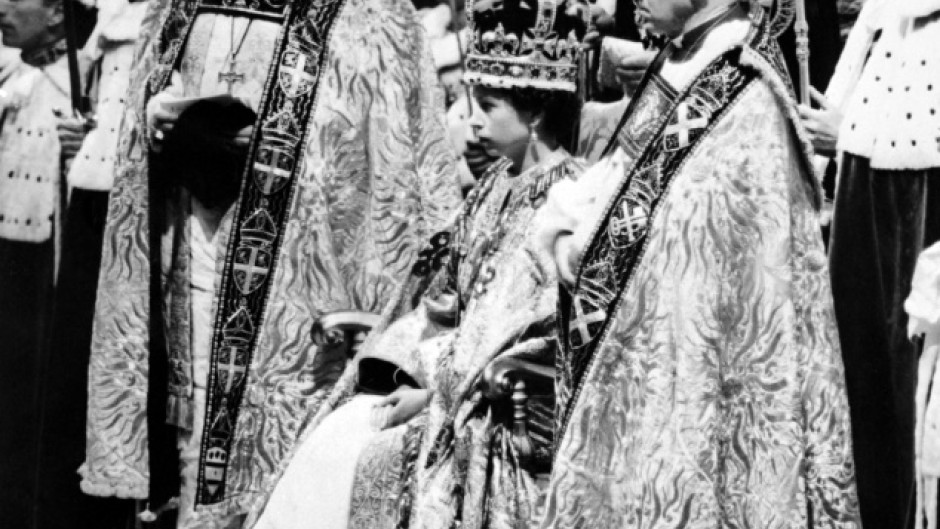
[156,98,257,209]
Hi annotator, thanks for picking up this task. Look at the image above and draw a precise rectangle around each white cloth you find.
[428,29,467,70]
[419,3,451,39]
[68,0,148,191]
[534,150,627,285]
[177,197,232,529]
[907,241,940,529]
[828,0,940,170]
[0,46,21,86]
[577,97,630,163]
[0,58,69,242]
[179,14,280,110]
[253,395,385,529]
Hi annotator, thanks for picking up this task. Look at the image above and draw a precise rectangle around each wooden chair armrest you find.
[481,356,554,401]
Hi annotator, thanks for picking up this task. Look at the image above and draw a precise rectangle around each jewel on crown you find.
[474,23,580,63]
[464,0,585,91]
[481,24,520,56]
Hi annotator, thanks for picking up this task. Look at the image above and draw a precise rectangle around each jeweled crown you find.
[463,0,587,92]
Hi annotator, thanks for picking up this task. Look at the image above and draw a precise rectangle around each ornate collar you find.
[22,38,68,68]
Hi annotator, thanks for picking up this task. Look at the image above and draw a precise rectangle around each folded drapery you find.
[907,242,940,529]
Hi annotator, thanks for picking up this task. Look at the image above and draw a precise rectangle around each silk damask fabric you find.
[395,154,583,529]
[82,0,461,518]
[541,55,861,528]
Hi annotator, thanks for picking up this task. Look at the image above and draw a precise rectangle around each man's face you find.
[634,0,697,38]
[0,0,60,52]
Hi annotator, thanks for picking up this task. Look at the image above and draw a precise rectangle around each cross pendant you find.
[218,58,246,94]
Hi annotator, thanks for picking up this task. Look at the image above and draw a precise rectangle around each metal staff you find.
[62,0,90,116]
[794,0,810,105]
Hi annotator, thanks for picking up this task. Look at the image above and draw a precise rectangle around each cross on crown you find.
[463,0,585,91]
[476,24,579,61]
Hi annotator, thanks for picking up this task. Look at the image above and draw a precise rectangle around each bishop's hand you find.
[55,116,90,163]
[615,50,657,99]
[233,125,253,148]
[155,98,257,209]
[798,87,842,157]
[146,71,186,146]
[554,234,582,288]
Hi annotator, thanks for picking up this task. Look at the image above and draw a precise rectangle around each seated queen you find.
[247,1,587,528]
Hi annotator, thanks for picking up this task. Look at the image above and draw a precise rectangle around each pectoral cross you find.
[218,57,245,94]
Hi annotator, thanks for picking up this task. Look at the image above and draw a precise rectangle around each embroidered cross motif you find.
[281,52,316,96]
[569,296,607,345]
[665,102,708,149]
[218,350,246,394]
[609,199,648,244]
[253,148,292,194]
[233,246,269,294]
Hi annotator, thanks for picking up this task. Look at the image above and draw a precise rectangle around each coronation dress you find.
[253,150,583,529]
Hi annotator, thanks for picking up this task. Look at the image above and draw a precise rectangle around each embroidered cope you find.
[252,154,582,529]
[82,0,462,520]
[538,16,861,529]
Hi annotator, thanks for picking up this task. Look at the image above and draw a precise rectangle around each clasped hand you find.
[55,115,92,162]
[370,386,430,431]
[146,78,253,150]
[798,87,842,157]
[614,50,657,98]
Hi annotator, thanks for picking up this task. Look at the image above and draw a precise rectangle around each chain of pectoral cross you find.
[218,17,254,93]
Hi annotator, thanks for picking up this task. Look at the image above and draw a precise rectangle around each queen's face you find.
[468,85,531,170]
[634,0,697,38]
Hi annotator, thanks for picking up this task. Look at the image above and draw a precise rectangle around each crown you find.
[463,0,586,92]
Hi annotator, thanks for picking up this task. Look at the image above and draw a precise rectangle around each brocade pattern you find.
[541,81,860,529]
[82,0,461,514]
